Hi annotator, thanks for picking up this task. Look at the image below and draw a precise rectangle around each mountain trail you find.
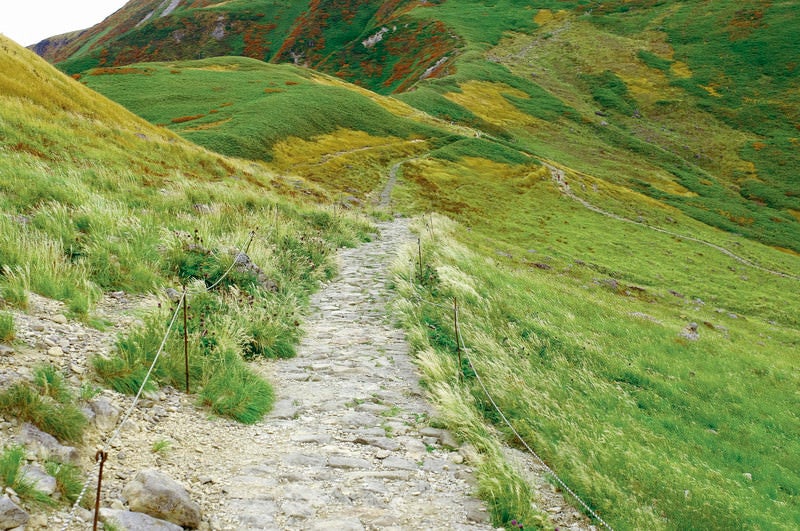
[1,219,494,530]
[210,217,495,530]
[3,217,592,530]
[379,161,405,208]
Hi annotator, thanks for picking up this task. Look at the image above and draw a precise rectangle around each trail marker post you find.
[418,238,423,280]
[183,286,189,394]
[454,297,462,384]
[92,450,108,531]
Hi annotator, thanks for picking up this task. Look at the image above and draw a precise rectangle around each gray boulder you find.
[13,423,79,463]
[100,508,183,531]
[680,322,700,341]
[20,464,56,495]
[90,397,121,432]
[0,495,29,530]
[122,469,201,528]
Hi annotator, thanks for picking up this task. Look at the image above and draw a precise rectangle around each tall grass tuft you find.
[0,311,14,342]
[44,461,85,504]
[0,366,87,443]
[33,364,73,404]
[0,446,55,507]
[199,353,275,424]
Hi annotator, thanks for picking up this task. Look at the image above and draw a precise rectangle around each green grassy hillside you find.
[0,35,372,424]
[14,1,800,528]
[398,1,800,253]
[61,1,800,252]
[77,57,440,161]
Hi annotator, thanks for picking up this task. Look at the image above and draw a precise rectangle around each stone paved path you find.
[220,218,495,530]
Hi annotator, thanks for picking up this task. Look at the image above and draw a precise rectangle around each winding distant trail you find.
[379,161,405,208]
[218,219,494,530]
[546,164,800,281]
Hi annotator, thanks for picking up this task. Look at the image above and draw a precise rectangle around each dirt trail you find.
[214,218,495,530]
[547,163,800,281]
[3,216,592,530]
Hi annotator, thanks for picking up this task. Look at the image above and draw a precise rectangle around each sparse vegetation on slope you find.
[0,365,87,444]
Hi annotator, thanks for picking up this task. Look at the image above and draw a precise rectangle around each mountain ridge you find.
[54,0,800,252]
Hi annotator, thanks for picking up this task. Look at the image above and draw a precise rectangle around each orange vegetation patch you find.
[718,209,754,226]
[89,67,149,76]
[171,114,205,124]
[774,246,800,257]
[727,5,770,40]
[182,118,232,132]
[9,142,50,159]
[264,88,284,94]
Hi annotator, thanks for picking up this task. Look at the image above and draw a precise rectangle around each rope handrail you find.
[61,229,256,530]
[205,230,256,291]
[456,326,614,530]
[61,290,186,530]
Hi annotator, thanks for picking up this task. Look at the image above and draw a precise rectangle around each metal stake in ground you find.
[92,450,108,531]
[183,285,189,394]
[418,237,423,279]
[454,297,463,384]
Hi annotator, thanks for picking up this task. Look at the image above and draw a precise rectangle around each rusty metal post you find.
[92,450,108,531]
[183,287,189,394]
[454,297,462,384]
[418,238,423,280]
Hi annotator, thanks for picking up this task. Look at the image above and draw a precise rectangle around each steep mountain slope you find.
[48,1,800,252]
[33,0,456,93]
[0,33,372,425]
[399,0,800,252]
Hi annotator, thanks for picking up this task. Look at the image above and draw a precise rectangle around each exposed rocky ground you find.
[1,218,590,530]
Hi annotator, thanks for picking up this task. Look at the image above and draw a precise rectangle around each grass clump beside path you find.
[0,446,54,507]
[0,365,88,444]
[0,311,14,342]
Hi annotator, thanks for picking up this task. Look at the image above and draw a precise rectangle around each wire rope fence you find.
[409,225,614,530]
[60,230,255,530]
